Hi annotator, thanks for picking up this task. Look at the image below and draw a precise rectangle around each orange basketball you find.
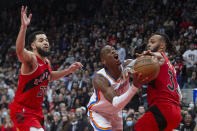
[133,55,160,83]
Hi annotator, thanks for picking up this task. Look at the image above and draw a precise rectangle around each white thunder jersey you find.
[87,67,130,114]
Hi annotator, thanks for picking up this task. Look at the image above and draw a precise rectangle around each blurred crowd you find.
[0,0,197,130]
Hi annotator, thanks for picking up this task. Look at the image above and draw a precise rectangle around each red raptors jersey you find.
[147,52,181,106]
[11,56,51,116]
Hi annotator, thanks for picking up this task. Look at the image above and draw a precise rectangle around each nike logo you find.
[39,64,44,66]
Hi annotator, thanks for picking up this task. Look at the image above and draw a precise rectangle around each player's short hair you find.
[100,46,106,60]
[28,31,45,45]
[99,45,111,61]
[151,33,175,54]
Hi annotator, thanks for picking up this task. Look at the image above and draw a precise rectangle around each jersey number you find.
[167,70,182,100]
[37,86,47,97]
[167,70,175,91]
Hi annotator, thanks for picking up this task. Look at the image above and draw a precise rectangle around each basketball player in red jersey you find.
[9,6,83,131]
[134,33,182,131]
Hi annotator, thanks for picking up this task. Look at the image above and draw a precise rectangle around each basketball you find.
[133,55,160,83]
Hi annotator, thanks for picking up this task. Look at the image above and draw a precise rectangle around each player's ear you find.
[101,58,106,65]
[31,42,36,50]
[159,42,166,52]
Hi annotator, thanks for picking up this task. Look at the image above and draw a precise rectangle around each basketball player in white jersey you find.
[87,45,145,131]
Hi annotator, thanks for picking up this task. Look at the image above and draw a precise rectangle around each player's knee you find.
[30,127,44,131]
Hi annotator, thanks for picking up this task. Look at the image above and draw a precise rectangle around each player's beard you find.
[36,46,50,57]
[150,45,160,52]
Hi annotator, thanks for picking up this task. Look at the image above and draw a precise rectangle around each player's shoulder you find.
[96,68,105,74]
[23,50,37,63]
[45,58,50,63]
[24,49,34,56]
[94,70,107,82]
[45,58,51,65]
[93,75,109,90]
[93,74,110,90]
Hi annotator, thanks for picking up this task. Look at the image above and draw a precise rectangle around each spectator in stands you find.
[44,115,51,131]
[117,42,126,63]
[0,115,17,131]
[138,105,145,116]
[47,85,57,103]
[0,0,197,130]
[50,112,61,131]
[75,107,89,130]
[131,32,143,49]
[180,113,197,131]
[77,73,87,89]
[0,95,8,110]
[67,113,80,131]
[57,114,70,131]
[174,56,184,87]
[65,74,74,91]
[182,43,197,79]
[124,115,135,131]
[183,71,197,89]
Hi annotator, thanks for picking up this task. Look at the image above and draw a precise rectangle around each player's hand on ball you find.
[21,6,32,27]
[68,62,83,73]
[136,50,164,66]
[122,67,132,80]
[132,70,149,88]
[136,50,153,57]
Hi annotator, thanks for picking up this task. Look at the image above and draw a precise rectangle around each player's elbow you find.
[16,47,26,60]
[113,104,123,110]
[112,96,124,110]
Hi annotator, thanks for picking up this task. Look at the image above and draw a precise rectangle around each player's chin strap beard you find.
[148,45,160,52]
[36,47,50,57]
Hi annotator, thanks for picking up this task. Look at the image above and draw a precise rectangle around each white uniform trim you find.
[30,127,44,131]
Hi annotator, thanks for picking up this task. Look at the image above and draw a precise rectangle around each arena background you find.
[0,0,197,130]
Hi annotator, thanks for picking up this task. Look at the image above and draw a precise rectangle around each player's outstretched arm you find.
[16,6,33,63]
[50,62,83,82]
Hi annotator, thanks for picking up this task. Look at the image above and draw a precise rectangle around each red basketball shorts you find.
[9,102,44,131]
[134,103,181,131]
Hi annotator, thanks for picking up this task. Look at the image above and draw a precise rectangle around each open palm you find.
[21,6,32,27]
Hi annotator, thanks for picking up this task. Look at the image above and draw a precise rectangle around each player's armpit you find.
[93,74,117,103]
[17,49,34,63]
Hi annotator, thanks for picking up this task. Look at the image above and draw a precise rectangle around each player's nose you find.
[147,43,151,49]
[112,50,117,54]
[43,42,49,46]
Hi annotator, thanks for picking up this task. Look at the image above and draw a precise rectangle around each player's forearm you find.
[50,68,72,82]
[16,26,27,60]
[112,84,138,110]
